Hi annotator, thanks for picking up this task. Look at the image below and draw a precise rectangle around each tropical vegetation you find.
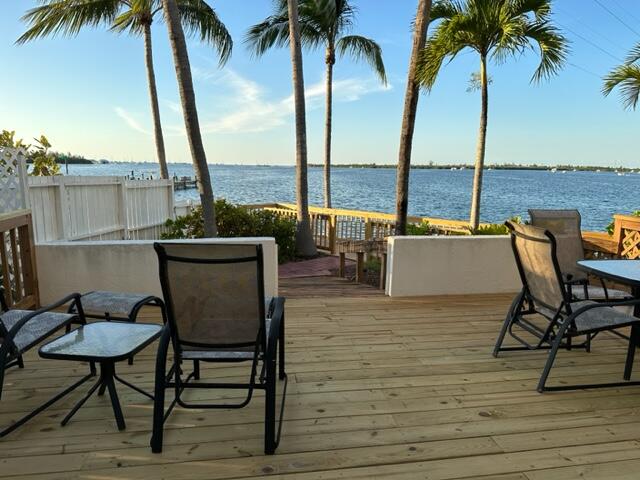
[18,0,231,182]
[246,0,386,208]
[416,0,568,231]
[394,0,432,235]
[162,200,297,262]
[603,42,640,110]
[0,130,61,176]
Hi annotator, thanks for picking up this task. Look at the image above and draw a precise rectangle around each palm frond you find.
[430,0,465,21]
[17,0,121,43]
[176,0,232,65]
[111,9,143,35]
[624,41,640,65]
[244,5,324,57]
[522,20,567,82]
[416,17,468,90]
[603,64,640,110]
[418,0,566,89]
[244,13,293,56]
[336,35,386,84]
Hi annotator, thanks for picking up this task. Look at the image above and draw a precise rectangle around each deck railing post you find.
[329,215,337,254]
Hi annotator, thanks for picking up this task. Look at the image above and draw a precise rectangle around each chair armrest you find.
[4,293,83,341]
[267,297,285,360]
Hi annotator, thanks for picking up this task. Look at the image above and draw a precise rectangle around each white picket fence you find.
[28,176,175,242]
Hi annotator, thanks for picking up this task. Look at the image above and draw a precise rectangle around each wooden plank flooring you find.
[2,293,640,479]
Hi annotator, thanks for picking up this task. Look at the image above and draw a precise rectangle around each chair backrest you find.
[528,209,586,282]
[154,243,266,352]
[506,221,568,314]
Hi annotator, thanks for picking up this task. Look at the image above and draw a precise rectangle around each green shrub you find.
[472,216,521,235]
[606,211,640,235]
[406,220,434,235]
[161,200,296,263]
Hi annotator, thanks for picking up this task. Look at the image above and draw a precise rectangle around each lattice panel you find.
[0,147,29,214]
[621,229,640,259]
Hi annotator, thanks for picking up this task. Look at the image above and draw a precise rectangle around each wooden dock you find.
[3,290,640,478]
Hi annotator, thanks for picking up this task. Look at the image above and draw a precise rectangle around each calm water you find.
[63,163,640,231]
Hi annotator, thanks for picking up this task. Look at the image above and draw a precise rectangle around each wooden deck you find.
[3,293,640,479]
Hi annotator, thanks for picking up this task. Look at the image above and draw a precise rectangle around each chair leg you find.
[193,360,200,380]
[279,312,286,380]
[624,325,640,381]
[537,333,565,393]
[151,327,171,454]
[264,354,277,455]
[493,291,523,358]
[16,355,24,369]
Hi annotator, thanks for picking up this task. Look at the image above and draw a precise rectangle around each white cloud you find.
[116,69,392,136]
[114,107,150,135]
[199,68,391,134]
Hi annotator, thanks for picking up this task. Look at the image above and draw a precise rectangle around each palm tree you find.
[246,0,386,208]
[18,0,231,182]
[162,0,217,236]
[603,43,640,110]
[416,0,567,230]
[394,0,432,235]
[286,0,318,256]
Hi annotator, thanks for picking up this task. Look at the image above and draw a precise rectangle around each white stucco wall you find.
[36,238,278,304]
[385,235,520,297]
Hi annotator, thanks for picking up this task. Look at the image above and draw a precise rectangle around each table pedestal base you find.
[61,361,153,430]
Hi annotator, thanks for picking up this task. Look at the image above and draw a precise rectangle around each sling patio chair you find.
[0,291,89,436]
[493,222,640,392]
[150,243,287,455]
[528,209,631,301]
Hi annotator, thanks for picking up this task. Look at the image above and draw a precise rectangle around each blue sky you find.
[1,0,639,167]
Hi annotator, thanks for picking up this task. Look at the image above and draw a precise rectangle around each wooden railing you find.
[0,210,39,309]
[583,215,640,260]
[250,203,640,260]
[247,203,477,253]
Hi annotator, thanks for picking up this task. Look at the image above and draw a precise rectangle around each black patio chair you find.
[493,221,640,392]
[150,243,287,454]
[0,291,88,436]
[528,209,630,301]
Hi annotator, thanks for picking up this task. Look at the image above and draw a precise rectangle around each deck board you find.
[2,293,640,479]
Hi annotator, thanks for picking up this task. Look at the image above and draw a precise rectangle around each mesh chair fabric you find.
[0,309,74,353]
[158,243,264,348]
[529,210,586,282]
[509,222,566,311]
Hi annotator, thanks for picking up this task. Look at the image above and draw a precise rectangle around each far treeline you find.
[308,163,640,173]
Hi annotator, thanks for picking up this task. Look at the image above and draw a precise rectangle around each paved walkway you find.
[279,255,352,279]
[279,255,381,298]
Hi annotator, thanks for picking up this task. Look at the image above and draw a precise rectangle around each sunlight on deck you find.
[2,293,640,479]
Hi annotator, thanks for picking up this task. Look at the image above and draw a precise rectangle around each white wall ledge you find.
[385,235,520,297]
[36,238,278,304]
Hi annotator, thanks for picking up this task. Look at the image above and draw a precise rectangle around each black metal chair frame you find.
[150,243,287,455]
[493,223,640,392]
[0,292,90,437]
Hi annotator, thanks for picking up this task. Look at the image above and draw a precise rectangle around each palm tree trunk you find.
[161,0,216,237]
[323,44,335,209]
[469,54,488,231]
[394,0,432,235]
[143,22,169,180]
[287,0,317,257]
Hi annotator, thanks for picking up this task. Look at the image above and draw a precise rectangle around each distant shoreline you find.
[308,163,640,173]
[54,160,640,172]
